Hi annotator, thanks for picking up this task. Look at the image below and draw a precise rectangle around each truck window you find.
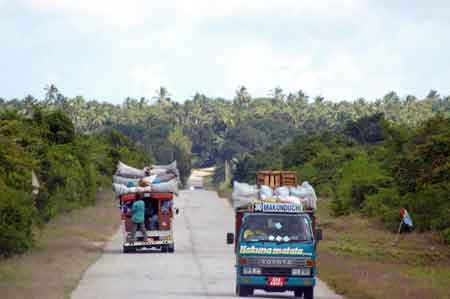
[241,214,312,243]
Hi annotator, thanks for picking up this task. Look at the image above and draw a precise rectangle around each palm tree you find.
[153,87,172,105]
[22,95,37,117]
[269,86,285,103]
[44,84,59,105]
[234,86,251,107]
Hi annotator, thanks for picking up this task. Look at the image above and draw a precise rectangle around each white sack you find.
[139,175,158,186]
[151,161,180,179]
[112,183,152,196]
[113,175,140,187]
[301,181,318,201]
[274,186,290,197]
[289,182,317,210]
[151,179,179,195]
[279,196,302,206]
[155,172,177,183]
[115,161,150,178]
[232,181,259,208]
[259,185,273,199]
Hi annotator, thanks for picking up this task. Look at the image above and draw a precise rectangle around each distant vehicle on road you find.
[119,192,178,253]
[189,185,204,190]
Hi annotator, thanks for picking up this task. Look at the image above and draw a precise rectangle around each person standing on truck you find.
[130,194,148,243]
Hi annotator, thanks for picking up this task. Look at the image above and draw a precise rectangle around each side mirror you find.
[226,232,234,244]
[175,208,179,215]
[315,229,323,241]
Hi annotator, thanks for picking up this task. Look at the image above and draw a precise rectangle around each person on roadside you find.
[130,194,148,243]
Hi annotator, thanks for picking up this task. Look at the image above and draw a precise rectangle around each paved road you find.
[72,173,342,299]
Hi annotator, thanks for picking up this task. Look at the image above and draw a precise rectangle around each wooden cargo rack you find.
[256,171,297,188]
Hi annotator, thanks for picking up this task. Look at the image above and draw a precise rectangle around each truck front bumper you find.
[238,275,315,288]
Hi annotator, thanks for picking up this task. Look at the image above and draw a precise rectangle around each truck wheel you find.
[303,287,314,299]
[161,246,168,253]
[236,284,253,297]
[168,244,175,253]
[123,245,135,253]
[294,288,303,297]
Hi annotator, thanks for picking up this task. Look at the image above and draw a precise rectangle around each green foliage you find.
[232,112,450,241]
[442,228,450,244]
[0,187,36,256]
[332,153,392,215]
[45,111,75,144]
[0,110,148,255]
[2,86,450,247]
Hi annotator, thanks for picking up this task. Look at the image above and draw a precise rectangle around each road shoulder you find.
[0,191,120,299]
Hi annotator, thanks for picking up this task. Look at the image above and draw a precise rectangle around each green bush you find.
[441,228,450,244]
[331,153,391,215]
[0,188,36,256]
[362,187,402,230]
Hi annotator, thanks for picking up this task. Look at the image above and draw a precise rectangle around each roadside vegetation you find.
[2,86,450,253]
[317,198,450,299]
[0,107,149,256]
[0,191,120,299]
[230,113,450,244]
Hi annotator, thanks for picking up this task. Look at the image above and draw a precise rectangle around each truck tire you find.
[123,245,135,253]
[168,244,175,253]
[294,288,303,297]
[303,287,314,299]
[236,284,253,297]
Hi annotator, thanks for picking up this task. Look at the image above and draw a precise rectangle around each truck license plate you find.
[267,277,285,287]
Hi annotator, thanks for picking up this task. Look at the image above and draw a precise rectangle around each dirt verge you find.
[316,198,450,299]
[0,191,120,299]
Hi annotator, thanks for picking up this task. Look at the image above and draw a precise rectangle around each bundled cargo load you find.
[232,181,259,208]
[289,182,317,210]
[151,161,180,181]
[232,179,318,211]
[150,179,179,195]
[115,161,150,178]
[113,175,141,187]
[112,183,152,196]
[112,160,180,197]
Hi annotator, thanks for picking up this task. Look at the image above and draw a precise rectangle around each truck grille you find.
[261,267,292,276]
[246,257,308,268]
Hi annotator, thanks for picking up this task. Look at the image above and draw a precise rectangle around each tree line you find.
[2,85,449,171]
[1,85,449,254]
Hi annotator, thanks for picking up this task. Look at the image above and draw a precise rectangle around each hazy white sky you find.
[1,0,449,103]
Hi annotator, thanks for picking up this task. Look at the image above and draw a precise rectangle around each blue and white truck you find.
[227,171,322,298]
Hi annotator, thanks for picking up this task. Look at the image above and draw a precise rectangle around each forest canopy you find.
[1,85,449,255]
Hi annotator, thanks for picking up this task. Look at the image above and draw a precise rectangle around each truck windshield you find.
[241,214,312,243]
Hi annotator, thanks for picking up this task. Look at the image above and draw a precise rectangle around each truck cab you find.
[228,202,321,298]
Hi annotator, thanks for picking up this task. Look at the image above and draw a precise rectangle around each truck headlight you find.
[242,267,262,275]
[292,268,311,276]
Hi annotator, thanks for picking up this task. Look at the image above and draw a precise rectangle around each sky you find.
[1,0,450,104]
